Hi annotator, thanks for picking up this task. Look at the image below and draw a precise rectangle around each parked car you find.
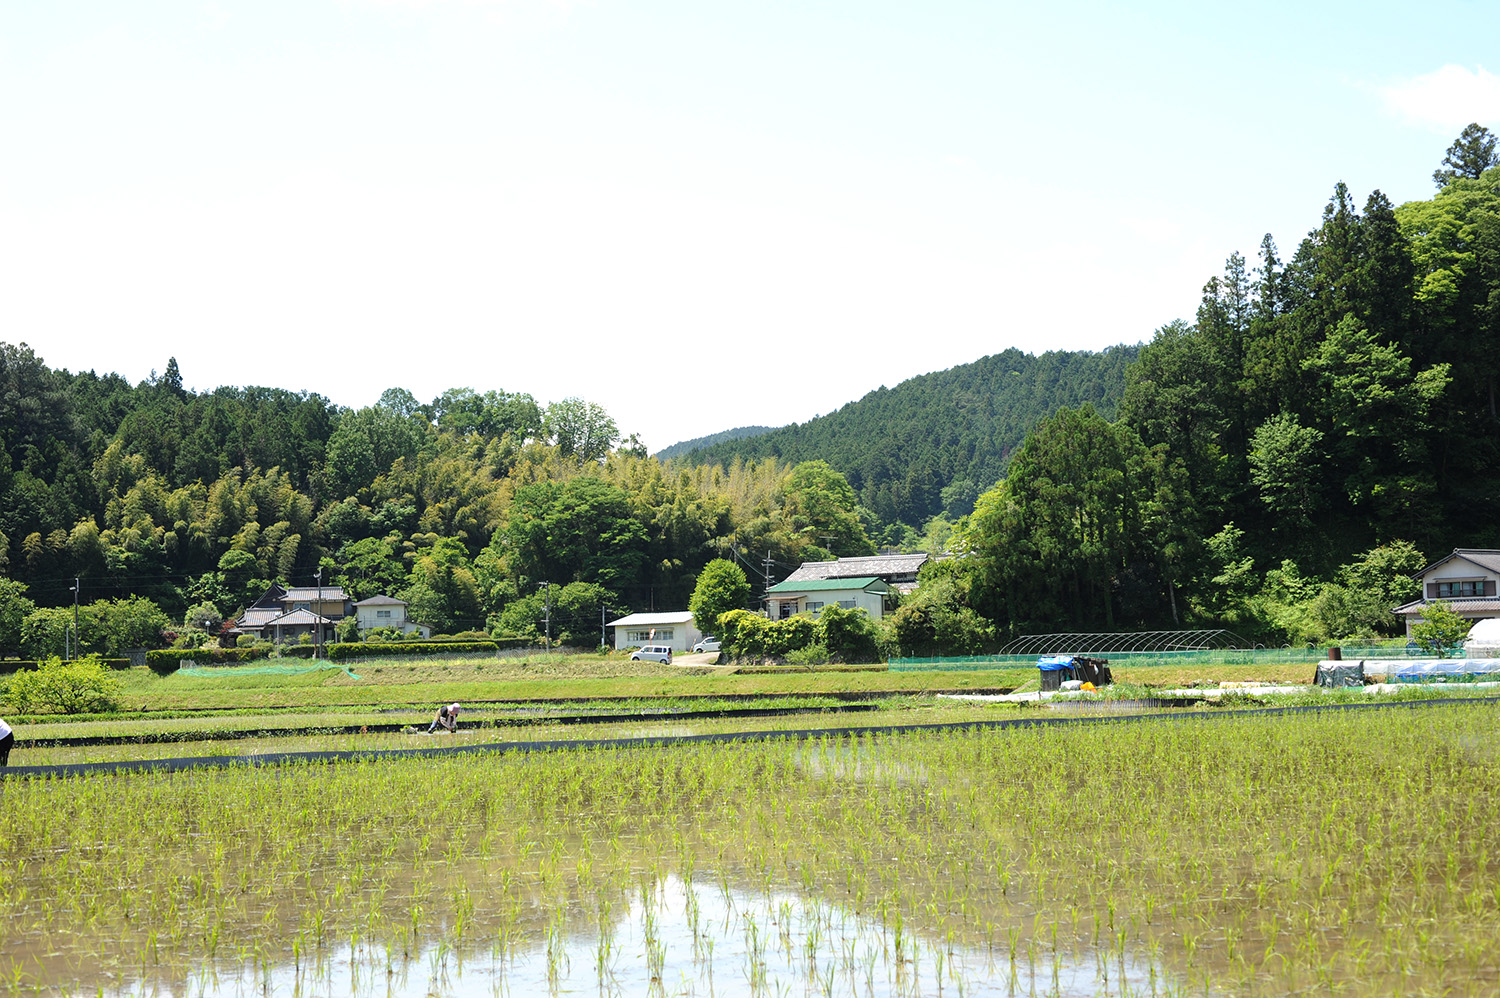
[692,636,721,653]
[630,644,673,664]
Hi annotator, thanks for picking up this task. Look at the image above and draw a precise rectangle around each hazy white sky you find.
[3,1,1498,451]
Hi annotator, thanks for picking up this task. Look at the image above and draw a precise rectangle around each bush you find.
[326,640,498,661]
[783,642,831,666]
[4,655,123,715]
[816,604,881,663]
[764,616,816,658]
[145,647,273,675]
[717,609,769,658]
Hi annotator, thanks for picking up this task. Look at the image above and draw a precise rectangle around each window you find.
[1437,581,1483,598]
[807,601,824,614]
[377,609,391,619]
[627,629,673,643]
[838,600,856,609]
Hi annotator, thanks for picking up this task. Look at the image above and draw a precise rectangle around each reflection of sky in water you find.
[134,877,1173,997]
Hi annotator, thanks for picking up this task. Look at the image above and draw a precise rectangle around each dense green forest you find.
[677,346,1139,527]
[0,349,889,654]
[944,126,1500,645]
[2,125,1498,658]
[654,425,775,460]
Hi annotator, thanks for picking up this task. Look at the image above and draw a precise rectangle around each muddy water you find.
[116,877,1174,997]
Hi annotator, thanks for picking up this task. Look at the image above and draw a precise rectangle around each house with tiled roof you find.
[1392,549,1500,636]
[781,552,929,595]
[764,576,893,620]
[227,583,352,645]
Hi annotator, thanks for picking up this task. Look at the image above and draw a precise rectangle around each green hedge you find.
[145,647,273,675]
[1,658,131,675]
[327,640,499,661]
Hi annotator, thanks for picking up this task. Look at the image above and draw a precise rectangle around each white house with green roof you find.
[763,576,892,620]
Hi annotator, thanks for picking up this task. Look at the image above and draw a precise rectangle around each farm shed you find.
[607,612,702,653]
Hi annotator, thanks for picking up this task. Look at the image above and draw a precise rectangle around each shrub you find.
[717,609,769,658]
[816,604,880,663]
[1412,601,1471,658]
[783,642,831,666]
[145,647,273,675]
[326,640,498,661]
[764,616,816,658]
[3,655,123,715]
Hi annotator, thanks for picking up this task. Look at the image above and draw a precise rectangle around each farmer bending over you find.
[0,715,13,766]
[429,702,461,734]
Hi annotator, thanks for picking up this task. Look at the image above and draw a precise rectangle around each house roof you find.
[234,607,284,629]
[783,553,928,583]
[1413,549,1500,578]
[1393,597,1500,617]
[283,586,349,602]
[765,576,889,595]
[607,611,696,628]
[262,608,334,626]
[248,583,288,610]
[354,595,407,607]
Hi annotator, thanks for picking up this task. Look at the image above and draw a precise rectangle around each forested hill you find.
[654,425,775,460]
[674,346,1140,526]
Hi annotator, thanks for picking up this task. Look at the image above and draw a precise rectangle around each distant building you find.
[764,577,893,620]
[353,595,432,639]
[781,553,929,595]
[227,583,352,645]
[1392,549,1500,636]
[607,611,701,653]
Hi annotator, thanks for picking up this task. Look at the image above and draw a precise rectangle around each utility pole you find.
[71,578,80,660]
[600,604,606,650]
[314,568,323,660]
[542,581,551,652]
[763,549,776,617]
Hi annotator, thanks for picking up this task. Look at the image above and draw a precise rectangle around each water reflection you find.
[139,877,1173,997]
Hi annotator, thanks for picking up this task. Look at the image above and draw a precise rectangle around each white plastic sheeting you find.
[1464,618,1500,654]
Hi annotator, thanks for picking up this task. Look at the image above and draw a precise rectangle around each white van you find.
[630,645,673,664]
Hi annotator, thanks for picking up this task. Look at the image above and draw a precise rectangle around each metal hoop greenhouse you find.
[996,629,1254,656]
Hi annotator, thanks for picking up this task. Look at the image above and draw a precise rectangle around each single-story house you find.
[781,552,929,595]
[1392,548,1500,636]
[353,595,432,638]
[764,576,892,620]
[606,611,702,653]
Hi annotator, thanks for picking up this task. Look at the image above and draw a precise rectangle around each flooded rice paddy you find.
[2,702,1498,996]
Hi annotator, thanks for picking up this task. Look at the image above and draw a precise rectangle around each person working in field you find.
[428,702,461,734]
[0,715,13,766]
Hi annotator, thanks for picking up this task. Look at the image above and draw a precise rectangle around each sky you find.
[3,1,1499,453]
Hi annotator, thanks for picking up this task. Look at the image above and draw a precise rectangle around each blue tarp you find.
[1037,656,1074,671]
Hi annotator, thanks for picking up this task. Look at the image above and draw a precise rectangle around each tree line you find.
[0,349,889,655]
[2,124,1496,657]
[933,125,1500,647]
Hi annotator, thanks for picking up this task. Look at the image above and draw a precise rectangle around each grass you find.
[3,701,1499,995]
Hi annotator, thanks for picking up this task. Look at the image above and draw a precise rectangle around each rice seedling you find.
[1,702,1497,995]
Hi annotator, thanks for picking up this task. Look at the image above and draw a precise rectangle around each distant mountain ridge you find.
[654,425,776,460]
[674,345,1140,527]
